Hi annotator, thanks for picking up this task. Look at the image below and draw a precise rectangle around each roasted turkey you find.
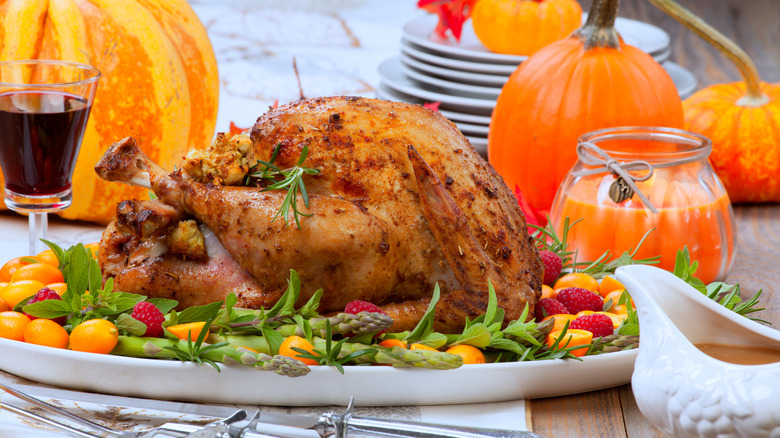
[95,96,543,332]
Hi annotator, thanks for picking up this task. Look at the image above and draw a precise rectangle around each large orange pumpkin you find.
[487,0,684,216]
[471,0,583,56]
[0,0,219,224]
[649,0,780,203]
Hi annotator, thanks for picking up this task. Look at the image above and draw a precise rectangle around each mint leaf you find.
[42,239,67,270]
[451,324,491,348]
[405,283,441,343]
[88,259,103,295]
[220,293,238,324]
[261,325,284,356]
[502,314,542,346]
[22,299,71,319]
[297,289,323,318]
[292,314,312,340]
[148,298,178,315]
[116,313,148,336]
[106,295,145,314]
[62,244,91,297]
[267,270,301,318]
[483,280,499,326]
[416,332,447,349]
[488,337,529,355]
[672,247,706,293]
[176,301,223,324]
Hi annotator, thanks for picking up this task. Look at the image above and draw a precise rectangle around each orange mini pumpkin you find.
[487,0,684,215]
[649,0,780,203]
[0,0,219,223]
[471,0,583,56]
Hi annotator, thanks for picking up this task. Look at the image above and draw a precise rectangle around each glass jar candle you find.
[549,126,736,284]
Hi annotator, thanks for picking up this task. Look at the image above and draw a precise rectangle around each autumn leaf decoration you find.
[514,185,547,228]
[423,101,441,111]
[418,0,478,41]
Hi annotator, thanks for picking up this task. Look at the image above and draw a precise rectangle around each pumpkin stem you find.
[574,0,621,50]
[648,0,768,106]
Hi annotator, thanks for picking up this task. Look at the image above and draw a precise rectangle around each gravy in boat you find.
[695,343,780,365]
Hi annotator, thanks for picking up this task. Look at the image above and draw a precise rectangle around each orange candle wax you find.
[554,180,734,284]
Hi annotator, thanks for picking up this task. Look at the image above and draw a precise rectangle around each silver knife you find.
[176,397,543,438]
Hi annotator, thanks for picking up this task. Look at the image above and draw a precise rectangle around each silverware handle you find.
[344,416,543,438]
[0,402,101,438]
[0,383,118,436]
[155,423,203,436]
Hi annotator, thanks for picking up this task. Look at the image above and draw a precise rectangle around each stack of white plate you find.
[377,14,697,155]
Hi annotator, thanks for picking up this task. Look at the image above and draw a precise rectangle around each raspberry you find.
[344,300,387,337]
[131,301,165,337]
[539,250,562,286]
[534,298,569,321]
[570,313,615,338]
[344,300,386,315]
[556,287,604,314]
[25,287,65,325]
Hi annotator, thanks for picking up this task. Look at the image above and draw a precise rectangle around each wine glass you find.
[0,60,100,255]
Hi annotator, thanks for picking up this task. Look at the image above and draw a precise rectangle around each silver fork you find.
[0,382,244,438]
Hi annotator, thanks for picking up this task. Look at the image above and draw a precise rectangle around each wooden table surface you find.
[528,1,780,436]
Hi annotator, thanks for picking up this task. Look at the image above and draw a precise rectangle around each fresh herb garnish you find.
[402,283,448,348]
[292,321,374,374]
[530,217,659,280]
[529,216,579,272]
[162,318,229,372]
[574,229,660,280]
[21,240,148,327]
[244,144,321,228]
[217,270,323,339]
[673,247,768,323]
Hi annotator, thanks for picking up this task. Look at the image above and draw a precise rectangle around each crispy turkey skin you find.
[96,96,543,332]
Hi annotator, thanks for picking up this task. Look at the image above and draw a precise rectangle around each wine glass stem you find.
[28,212,48,255]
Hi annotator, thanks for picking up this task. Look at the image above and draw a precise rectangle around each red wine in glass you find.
[0,59,99,255]
[0,90,91,204]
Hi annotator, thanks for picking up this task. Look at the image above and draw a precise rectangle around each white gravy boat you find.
[616,265,780,437]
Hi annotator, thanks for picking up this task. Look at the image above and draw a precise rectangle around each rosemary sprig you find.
[573,229,660,280]
[244,144,321,228]
[163,318,229,372]
[293,321,374,374]
[528,216,578,272]
[530,217,658,280]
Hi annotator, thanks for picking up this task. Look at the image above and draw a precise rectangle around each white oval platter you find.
[0,336,637,406]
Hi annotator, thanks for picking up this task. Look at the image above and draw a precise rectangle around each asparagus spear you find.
[219,335,463,369]
[228,311,392,337]
[590,334,639,354]
[309,340,463,369]
[276,312,393,337]
[112,334,463,370]
[111,336,310,377]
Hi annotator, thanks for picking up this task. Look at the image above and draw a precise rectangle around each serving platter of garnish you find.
[0,226,644,406]
[0,335,638,406]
